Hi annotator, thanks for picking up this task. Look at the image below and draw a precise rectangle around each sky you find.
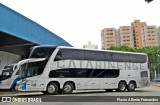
[0,0,160,49]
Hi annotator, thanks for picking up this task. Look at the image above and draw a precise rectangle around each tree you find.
[108,45,135,52]
[145,0,154,3]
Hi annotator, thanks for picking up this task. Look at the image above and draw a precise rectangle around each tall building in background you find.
[142,25,159,47]
[119,26,134,48]
[131,20,147,48]
[116,29,121,47]
[83,41,98,49]
[101,28,117,49]
[101,19,160,49]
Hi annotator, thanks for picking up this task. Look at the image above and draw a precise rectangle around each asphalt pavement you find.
[0,85,160,105]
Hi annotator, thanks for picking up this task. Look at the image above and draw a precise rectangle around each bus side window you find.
[91,69,104,78]
[54,50,63,61]
[84,51,105,61]
[129,54,146,63]
[112,53,130,62]
[105,69,120,78]
[91,69,120,78]
[49,70,58,77]
[140,71,148,77]
[104,52,113,61]
[49,69,71,78]
[76,69,87,77]
[62,49,85,60]
[54,49,85,61]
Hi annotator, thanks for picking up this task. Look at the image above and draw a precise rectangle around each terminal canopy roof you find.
[0,3,72,55]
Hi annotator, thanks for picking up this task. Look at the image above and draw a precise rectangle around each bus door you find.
[21,77,38,91]
[86,78,99,89]
[77,78,100,90]
[76,69,100,89]
[106,78,117,89]
[24,59,46,91]
[77,78,100,89]
[100,69,119,89]
[76,69,88,89]
[25,67,39,91]
[86,69,100,89]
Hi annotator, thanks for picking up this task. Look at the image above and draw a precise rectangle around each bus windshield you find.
[18,63,27,80]
[18,59,48,79]
[0,68,13,82]
[25,46,57,59]
[24,47,34,59]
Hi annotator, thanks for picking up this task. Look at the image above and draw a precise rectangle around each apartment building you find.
[101,28,116,49]
[101,19,160,49]
[119,26,134,48]
[142,25,159,47]
[131,20,147,48]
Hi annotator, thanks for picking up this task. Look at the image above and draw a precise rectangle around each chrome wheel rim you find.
[64,84,71,92]
[48,85,55,93]
[120,84,126,91]
[129,84,135,90]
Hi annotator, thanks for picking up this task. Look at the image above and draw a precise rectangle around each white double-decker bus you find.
[16,46,150,95]
[0,46,56,91]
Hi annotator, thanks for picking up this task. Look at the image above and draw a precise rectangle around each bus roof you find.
[31,45,57,50]
[30,45,147,55]
[57,46,147,55]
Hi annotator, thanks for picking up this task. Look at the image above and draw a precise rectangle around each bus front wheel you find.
[127,82,136,92]
[63,82,74,94]
[117,81,127,92]
[46,82,58,95]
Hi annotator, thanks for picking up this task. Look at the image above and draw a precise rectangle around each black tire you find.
[63,82,74,94]
[117,81,127,92]
[105,89,113,92]
[46,82,58,95]
[127,82,136,92]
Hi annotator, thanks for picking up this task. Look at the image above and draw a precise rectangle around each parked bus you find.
[15,46,150,95]
[0,64,18,90]
[0,46,56,91]
[24,46,56,59]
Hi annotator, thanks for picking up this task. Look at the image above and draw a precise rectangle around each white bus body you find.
[0,64,18,90]
[0,46,56,91]
[16,46,150,94]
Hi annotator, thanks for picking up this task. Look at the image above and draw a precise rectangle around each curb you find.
[151,84,160,87]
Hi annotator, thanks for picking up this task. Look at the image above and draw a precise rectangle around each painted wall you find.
[0,51,20,69]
